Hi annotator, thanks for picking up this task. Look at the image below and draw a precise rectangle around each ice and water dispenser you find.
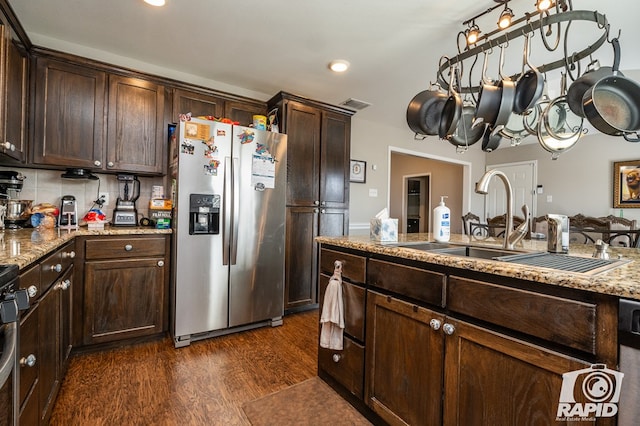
[188,194,220,235]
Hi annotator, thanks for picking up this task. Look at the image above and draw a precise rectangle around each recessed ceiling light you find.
[144,0,166,6]
[329,60,350,73]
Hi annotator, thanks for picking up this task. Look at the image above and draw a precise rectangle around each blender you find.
[113,174,140,226]
[0,171,30,229]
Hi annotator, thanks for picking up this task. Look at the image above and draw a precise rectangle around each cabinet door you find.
[107,75,165,174]
[59,267,73,372]
[84,258,165,344]
[285,101,321,206]
[0,20,28,162]
[285,207,318,310]
[38,281,60,424]
[365,291,445,426]
[18,306,39,416]
[224,99,267,127]
[32,57,106,168]
[320,111,350,209]
[443,318,598,426]
[172,88,223,122]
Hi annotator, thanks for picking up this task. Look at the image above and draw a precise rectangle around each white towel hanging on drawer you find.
[320,260,344,350]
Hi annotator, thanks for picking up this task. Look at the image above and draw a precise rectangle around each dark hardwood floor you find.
[50,310,319,425]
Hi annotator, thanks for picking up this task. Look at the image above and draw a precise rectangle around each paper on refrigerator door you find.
[251,142,277,189]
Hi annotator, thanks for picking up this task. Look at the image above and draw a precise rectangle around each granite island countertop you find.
[317,233,640,301]
[0,226,172,270]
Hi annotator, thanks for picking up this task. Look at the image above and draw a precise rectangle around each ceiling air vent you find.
[340,98,371,111]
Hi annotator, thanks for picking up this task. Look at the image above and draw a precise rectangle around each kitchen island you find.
[316,233,632,426]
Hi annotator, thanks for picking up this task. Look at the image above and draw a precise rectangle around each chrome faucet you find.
[475,169,529,250]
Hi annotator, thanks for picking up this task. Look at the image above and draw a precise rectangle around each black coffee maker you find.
[113,174,140,226]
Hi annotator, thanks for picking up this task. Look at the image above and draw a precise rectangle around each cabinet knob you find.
[20,354,36,368]
[313,208,319,214]
[2,141,10,150]
[157,260,164,267]
[124,244,133,251]
[332,354,341,363]
[94,160,101,167]
[62,251,76,259]
[27,285,38,298]
[108,161,115,168]
[320,209,326,214]
[321,201,326,206]
[429,319,441,330]
[55,279,71,291]
[314,200,320,206]
[50,264,62,273]
[442,323,456,336]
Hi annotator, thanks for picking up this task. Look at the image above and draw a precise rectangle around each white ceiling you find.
[10,0,640,132]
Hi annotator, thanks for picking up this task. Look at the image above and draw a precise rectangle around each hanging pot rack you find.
[437,9,615,94]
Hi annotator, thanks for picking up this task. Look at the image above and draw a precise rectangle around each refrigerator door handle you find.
[223,156,232,265]
[230,156,240,265]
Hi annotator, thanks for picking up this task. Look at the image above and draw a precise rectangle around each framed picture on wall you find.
[613,160,640,208]
[350,160,366,183]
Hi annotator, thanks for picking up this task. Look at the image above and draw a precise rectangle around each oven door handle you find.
[0,322,17,389]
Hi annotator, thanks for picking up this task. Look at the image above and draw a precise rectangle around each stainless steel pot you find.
[0,200,33,225]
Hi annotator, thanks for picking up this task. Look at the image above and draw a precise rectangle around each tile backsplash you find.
[1,166,166,224]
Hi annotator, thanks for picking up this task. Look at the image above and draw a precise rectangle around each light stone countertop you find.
[317,233,640,301]
[0,226,171,270]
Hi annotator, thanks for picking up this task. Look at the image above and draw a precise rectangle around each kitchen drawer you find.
[58,241,76,273]
[319,273,366,342]
[320,248,366,284]
[84,236,166,260]
[318,335,365,399]
[367,259,445,307]
[447,276,597,355]
[40,242,76,292]
[19,307,39,408]
[19,264,40,301]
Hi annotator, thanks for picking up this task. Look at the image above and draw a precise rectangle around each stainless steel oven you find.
[0,264,25,426]
[618,298,640,426]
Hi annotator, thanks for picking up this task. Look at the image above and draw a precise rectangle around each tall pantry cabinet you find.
[268,92,354,312]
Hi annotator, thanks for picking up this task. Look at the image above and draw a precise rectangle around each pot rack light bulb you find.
[466,24,481,45]
[144,0,165,6]
[329,60,350,73]
[536,0,552,11]
[497,7,514,29]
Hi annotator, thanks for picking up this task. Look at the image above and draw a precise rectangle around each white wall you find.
[348,117,490,234]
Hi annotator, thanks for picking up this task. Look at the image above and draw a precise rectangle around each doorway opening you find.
[404,175,430,233]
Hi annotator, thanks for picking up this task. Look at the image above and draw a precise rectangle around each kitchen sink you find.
[431,246,525,259]
[496,252,630,275]
[394,242,455,251]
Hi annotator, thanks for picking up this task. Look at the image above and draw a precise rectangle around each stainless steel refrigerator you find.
[170,117,287,347]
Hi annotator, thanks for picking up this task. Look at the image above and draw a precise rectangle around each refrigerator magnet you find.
[238,129,255,144]
[204,159,220,176]
[181,140,194,155]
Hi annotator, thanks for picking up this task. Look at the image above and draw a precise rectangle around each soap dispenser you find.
[433,196,450,242]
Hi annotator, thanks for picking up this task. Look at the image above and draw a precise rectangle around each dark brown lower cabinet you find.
[80,235,169,345]
[285,207,348,312]
[365,290,445,426]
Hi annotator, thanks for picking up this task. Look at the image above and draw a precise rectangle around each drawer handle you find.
[55,279,71,291]
[157,260,165,267]
[20,354,36,368]
[62,251,76,259]
[27,285,38,298]
[94,160,101,167]
[50,264,62,273]
[443,323,456,336]
[429,319,441,331]
[332,354,341,363]
[124,244,133,251]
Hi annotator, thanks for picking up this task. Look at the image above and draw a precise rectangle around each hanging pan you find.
[582,38,640,141]
[492,44,516,130]
[482,124,503,152]
[514,33,544,114]
[438,66,463,139]
[473,50,501,128]
[447,99,486,147]
[566,39,621,118]
[406,83,448,136]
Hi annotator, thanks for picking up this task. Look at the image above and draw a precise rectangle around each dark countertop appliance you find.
[113,174,140,226]
[618,299,640,424]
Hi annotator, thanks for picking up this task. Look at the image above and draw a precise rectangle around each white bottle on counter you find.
[433,196,450,242]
